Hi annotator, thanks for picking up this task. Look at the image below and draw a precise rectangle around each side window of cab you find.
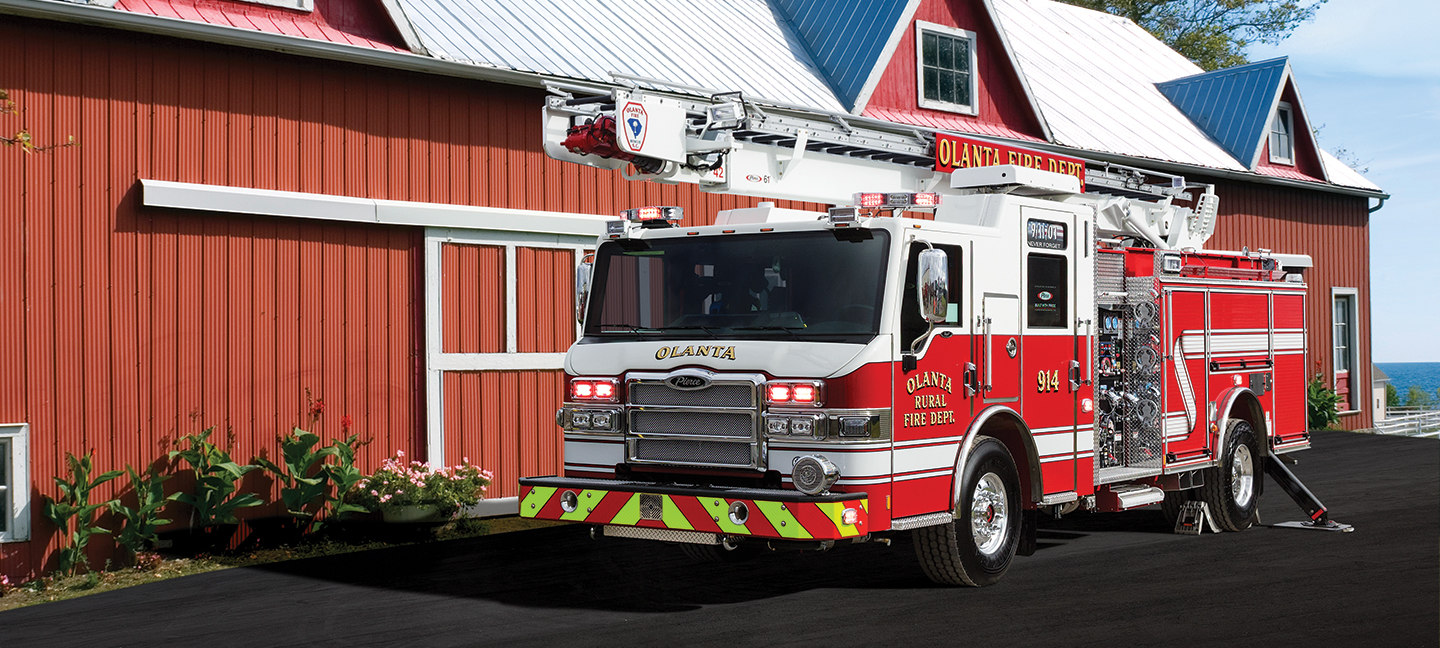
[901,242,964,345]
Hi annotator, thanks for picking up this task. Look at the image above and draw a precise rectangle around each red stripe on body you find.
[535,490,568,521]
[790,502,844,539]
[737,499,777,537]
[586,490,632,524]
[671,495,722,533]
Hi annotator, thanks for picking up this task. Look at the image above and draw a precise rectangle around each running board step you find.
[1097,484,1165,511]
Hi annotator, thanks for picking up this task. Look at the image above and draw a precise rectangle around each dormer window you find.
[1270,101,1294,165]
[916,21,978,116]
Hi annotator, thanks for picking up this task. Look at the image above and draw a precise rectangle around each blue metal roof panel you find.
[399,0,846,111]
[771,0,910,110]
[1157,58,1288,166]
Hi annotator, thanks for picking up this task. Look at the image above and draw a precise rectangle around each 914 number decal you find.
[1036,369,1061,393]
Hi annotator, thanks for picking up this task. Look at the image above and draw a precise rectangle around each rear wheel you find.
[914,436,1022,586]
[1201,420,1259,531]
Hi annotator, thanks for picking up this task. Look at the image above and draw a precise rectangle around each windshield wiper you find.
[595,323,654,339]
[664,325,722,339]
[731,325,803,340]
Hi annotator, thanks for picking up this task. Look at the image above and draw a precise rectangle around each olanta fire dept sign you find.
[934,132,1087,192]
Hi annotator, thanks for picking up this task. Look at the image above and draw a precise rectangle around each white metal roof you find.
[397,0,846,111]
[990,0,1246,171]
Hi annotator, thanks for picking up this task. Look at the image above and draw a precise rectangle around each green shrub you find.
[168,427,263,527]
[1306,374,1341,430]
[41,453,121,576]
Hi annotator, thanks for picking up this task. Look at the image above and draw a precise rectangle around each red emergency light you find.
[571,377,619,402]
[765,380,824,407]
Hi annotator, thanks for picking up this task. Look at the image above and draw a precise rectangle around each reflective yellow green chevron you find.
[814,501,860,537]
[660,495,694,530]
[754,501,813,539]
[699,497,750,535]
[519,484,865,540]
[610,493,642,526]
[520,486,556,518]
[558,489,607,522]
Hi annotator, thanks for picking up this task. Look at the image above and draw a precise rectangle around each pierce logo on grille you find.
[666,375,712,390]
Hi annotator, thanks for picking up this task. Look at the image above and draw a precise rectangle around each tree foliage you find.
[1057,0,1326,70]
[1,88,76,153]
[1404,385,1433,409]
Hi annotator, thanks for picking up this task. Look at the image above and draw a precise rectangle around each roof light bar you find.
[851,192,942,211]
[622,206,684,223]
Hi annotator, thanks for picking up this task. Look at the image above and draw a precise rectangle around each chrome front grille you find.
[634,439,754,466]
[630,382,755,407]
[630,410,754,438]
[624,371,764,470]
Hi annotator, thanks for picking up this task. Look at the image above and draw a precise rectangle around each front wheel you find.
[1201,420,1259,531]
[914,436,1022,586]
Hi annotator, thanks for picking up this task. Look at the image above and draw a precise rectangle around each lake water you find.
[1377,362,1440,400]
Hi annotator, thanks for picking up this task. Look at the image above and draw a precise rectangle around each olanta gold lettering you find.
[904,371,954,395]
[656,345,737,361]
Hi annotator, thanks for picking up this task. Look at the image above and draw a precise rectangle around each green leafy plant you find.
[168,427,263,527]
[40,453,122,577]
[350,451,492,517]
[253,429,335,518]
[323,432,372,523]
[1306,374,1341,430]
[107,464,180,562]
[1404,385,1434,409]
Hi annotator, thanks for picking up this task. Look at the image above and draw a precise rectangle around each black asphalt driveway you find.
[4,430,1436,647]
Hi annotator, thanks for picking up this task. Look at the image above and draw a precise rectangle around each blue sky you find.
[1248,0,1440,363]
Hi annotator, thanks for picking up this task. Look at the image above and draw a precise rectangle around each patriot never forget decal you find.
[1026,219,1067,250]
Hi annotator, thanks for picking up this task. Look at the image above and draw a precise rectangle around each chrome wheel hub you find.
[970,472,1009,556]
[1230,443,1255,508]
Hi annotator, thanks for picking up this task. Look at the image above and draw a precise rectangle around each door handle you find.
[1068,359,1082,391]
[963,362,978,398]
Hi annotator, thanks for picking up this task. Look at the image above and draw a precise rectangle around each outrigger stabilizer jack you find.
[1265,452,1354,532]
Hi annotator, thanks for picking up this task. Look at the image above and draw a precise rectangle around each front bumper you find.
[519,476,868,541]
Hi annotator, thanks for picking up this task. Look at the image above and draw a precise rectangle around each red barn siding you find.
[0,17,823,581]
[1206,178,1373,429]
[442,370,565,500]
[862,0,1045,140]
[516,247,578,354]
[441,244,506,354]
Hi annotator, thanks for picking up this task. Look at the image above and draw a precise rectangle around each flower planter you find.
[381,504,449,524]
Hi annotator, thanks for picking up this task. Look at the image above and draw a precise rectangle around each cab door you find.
[891,238,973,519]
[1019,206,1085,496]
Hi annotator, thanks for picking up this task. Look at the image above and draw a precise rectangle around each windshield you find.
[584,229,891,342]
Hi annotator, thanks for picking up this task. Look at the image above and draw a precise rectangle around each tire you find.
[1201,420,1259,531]
[914,435,1022,586]
[679,537,764,563]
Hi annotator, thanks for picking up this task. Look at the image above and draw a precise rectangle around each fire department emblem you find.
[621,102,648,152]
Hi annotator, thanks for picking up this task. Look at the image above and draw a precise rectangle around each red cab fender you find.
[950,405,1043,507]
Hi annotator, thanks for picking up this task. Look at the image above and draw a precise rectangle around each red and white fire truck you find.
[518,86,1344,586]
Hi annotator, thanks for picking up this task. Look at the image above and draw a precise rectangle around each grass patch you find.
[0,516,562,612]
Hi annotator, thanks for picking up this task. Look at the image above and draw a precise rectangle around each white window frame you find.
[237,0,313,11]
[915,21,978,116]
[1270,101,1295,165]
[423,228,593,467]
[0,423,30,543]
[1331,288,1360,414]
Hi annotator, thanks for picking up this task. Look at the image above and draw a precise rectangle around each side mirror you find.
[917,247,948,324]
[575,258,594,325]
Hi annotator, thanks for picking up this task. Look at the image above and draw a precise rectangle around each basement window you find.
[0,424,28,543]
[916,21,978,116]
[1270,102,1294,165]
